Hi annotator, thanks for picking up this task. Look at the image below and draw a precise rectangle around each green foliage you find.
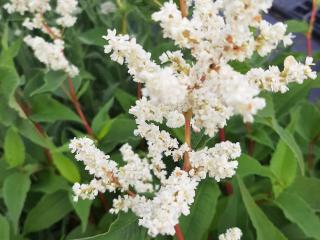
[0,214,10,240]
[180,179,220,240]
[79,212,147,240]
[3,173,31,233]
[4,127,25,167]
[237,177,287,240]
[0,0,320,239]
[51,153,81,183]
[275,192,320,239]
[23,191,73,234]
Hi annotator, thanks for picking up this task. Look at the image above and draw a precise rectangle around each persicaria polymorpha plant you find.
[69,0,316,239]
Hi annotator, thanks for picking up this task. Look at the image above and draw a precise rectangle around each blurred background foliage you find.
[0,0,320,239]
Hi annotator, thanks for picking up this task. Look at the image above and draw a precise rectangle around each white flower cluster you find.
[24,36,79,77]
[56,0,79,27]
[4,0,79,77]
[69,0,317,238]
[69,137,119,201]
[69,137,199,236]
[110,168,198,237]
[219,228,243,240]
[189,141,241,181]
[118,144,153,193]
[104,0,315,134]
[247,56,316,93]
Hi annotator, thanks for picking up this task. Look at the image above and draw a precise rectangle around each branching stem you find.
[306,0,317,56]
[179,0,188,18]
[68,78,94,137]
[183,110,192,172]
[174,224,185,240]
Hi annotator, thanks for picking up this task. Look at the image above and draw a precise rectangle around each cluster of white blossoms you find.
[111,168,198,236]
[189,141,241,181]
[4,0,79,77]
[219,227,243,240]
[69,0,316,238]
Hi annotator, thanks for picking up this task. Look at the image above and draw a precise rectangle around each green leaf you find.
[100,117,138,152]
[180,179,220,240]
[285,20,309,33]
[52,153,81,183]
[29,94,81,123]
[0,215,10,240]
[77,212,146,240]
[79,28,106,47]
[250,127,274,150]
[276,192,320,240]
[4,127,25,167]
[273,81,314,118]
[92,98,114,135]
[31,70,67,96]
[295,102,320,141]
[70,197,92,233]
[0,66,24,125]
[270,108,301,196]
[286,177,320,211]
[237,154,274,179]
[237,176,287,240]
[15,118,54,149]
[270,139,297,197]
[258,117,304,175]
[3,173,31,233]
[0,33,22,67]
[115,89,136,112]
[24,191,73,234]
[32,171,70,194]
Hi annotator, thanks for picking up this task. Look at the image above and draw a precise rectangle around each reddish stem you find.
[175,224,185,240]
[183,110,192,171]
[68,78,94,137]
[225,182,233,195]
[179,0,188,18]
[98,193,109,211]
[219,128,233,195]
[219,128,225,142]
[36,19,110,212]
[245,123,254,156]
[307,134,320,172]
[137,82,142,99]
[306,0,317,56]
[18,100,53,164]
[42,21,60,40]
[34,123,53,164]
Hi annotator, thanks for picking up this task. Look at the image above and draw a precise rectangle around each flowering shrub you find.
[0,0,320,240]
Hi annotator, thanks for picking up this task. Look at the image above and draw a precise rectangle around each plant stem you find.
[306,0,317,56]
[183,110,192,171]
[137,82,142,99]
[245,123,254,156]
[17,99,53,164]
[68,78,94,138]
[152,0,162,7]
[38,19,110,211]
[307,134,320,172]
[218,128,233,195]
[98,193,109,211]
[176,2,189,240]
[306,0,317,174]
[174,224,185,240]
[219,128,225,142]
[179,0,188,18]
[121,13,127,34]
